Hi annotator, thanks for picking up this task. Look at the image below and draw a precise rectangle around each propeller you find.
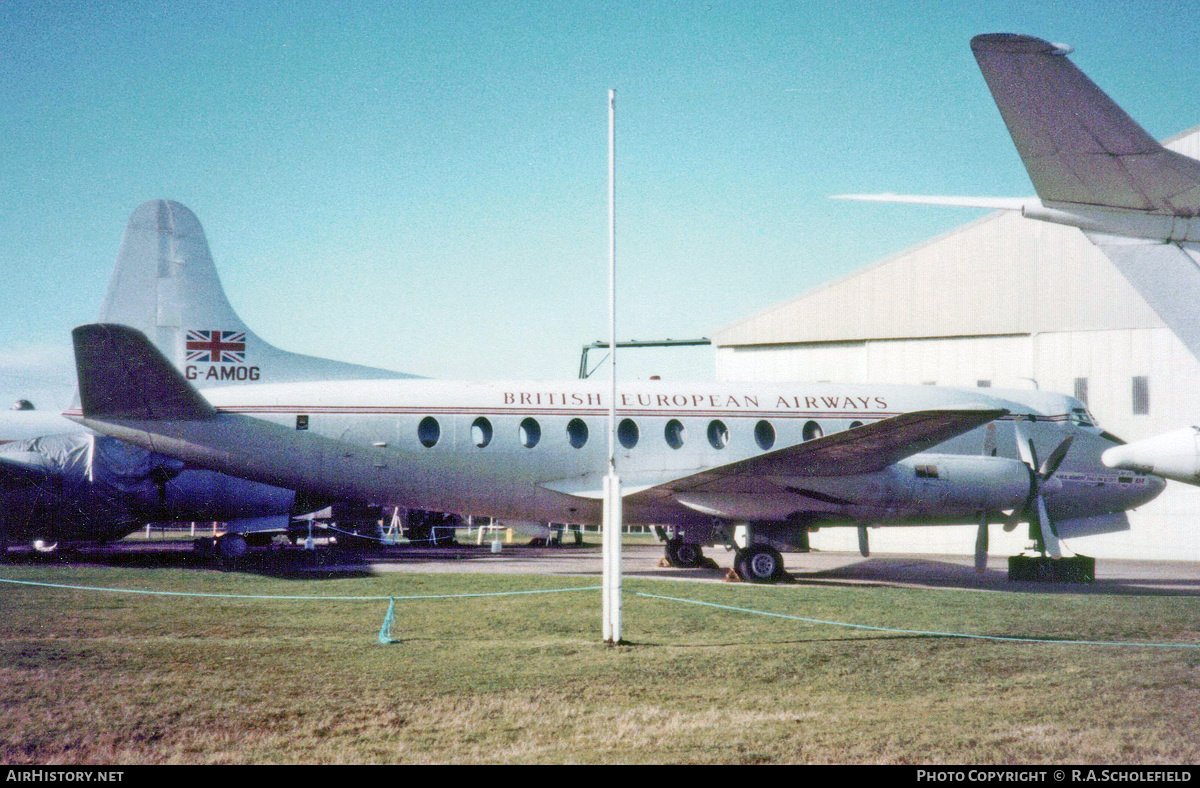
[1006,420,1074,558]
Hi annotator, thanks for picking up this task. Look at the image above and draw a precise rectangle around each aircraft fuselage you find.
[88,378,1157,532]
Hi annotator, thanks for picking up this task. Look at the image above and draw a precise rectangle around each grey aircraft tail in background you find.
[0,200,414,557]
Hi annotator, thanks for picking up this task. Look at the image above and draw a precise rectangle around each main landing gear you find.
[664,538,705,569]
[733,544,785,583]
[662,539,786,583]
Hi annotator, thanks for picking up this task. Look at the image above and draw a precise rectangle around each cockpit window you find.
[1068,407,1096,427]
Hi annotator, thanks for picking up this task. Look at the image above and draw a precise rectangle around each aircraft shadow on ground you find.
[1,543,375,580]
[784,556,1200,597]
[7,544,1198,597]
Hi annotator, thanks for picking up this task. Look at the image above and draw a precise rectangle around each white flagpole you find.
[602,88,622,644]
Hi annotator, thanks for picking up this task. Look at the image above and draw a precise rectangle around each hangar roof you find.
[715,126,1200,349]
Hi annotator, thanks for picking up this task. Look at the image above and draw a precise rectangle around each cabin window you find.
[567,418,589,449]
[754,420,775,451]
[618,418,639,449]
[664,419,686,450]
[295,415,309,431]
[915,465,939,479]
[707,420,729,450]
[803,420,823,441]
[472,417,493,448]
[849,421,864,429]
[418,416,440,448]
[519,417,541,448]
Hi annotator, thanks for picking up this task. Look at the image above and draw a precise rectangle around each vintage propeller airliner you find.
[66,320,1162,581]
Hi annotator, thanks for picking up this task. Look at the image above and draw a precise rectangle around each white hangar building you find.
[713,128,1200,562]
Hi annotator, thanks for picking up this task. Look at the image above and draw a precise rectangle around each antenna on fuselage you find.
[602,88,624,645]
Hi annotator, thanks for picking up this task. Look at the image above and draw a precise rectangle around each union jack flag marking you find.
[186,330,247,363]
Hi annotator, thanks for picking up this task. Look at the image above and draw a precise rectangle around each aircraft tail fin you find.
[98,200,417,388]
[73,323,216,421]
[970,33,1200,214]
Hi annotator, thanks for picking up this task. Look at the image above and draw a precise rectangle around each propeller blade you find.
[1036,495,1062,559]
[1038,436,1075,479]
[1014,420,1037,469]
[857,524,870,557]
[974,513,989,573]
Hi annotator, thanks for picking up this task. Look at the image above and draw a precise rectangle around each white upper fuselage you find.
[189,377,1157,528]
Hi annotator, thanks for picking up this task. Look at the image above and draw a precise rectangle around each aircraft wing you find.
[970,33,1200,213]
[543,407,1007,502]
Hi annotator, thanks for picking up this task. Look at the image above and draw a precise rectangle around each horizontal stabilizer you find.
[73,324,216,421]
[971,33,1200,214]
[831,194,1032,211]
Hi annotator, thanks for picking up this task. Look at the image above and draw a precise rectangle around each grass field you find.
[2,560,1199,765]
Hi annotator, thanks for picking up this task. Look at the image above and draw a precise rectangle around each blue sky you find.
[2,0,1199,409]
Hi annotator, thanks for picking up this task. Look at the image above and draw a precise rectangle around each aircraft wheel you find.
[664,539,704,569]
[216,533,249,560]
[735,545,784,584]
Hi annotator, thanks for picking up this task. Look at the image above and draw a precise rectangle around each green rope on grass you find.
[0,576,599,644]
[634,590,1200,649]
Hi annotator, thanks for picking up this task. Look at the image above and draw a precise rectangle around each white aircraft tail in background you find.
[837,33,1200,488]
[969,33,1200,217]
[99,199,416,388]
[836,33,1200,360]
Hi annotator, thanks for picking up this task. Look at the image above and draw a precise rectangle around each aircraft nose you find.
[1129,472,1167,507]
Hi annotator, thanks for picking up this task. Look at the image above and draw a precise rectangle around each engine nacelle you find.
[675,454,1032,523]
[1102,427,1200,485]
[824,454,1031,519]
